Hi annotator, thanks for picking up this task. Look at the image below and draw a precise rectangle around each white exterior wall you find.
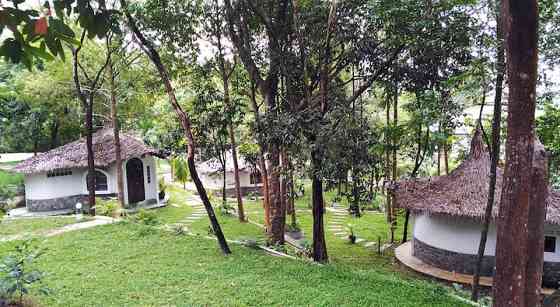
[412,213,560,262]
[25,170,87,200]
[25,155,159,205]
[199,171,261,190]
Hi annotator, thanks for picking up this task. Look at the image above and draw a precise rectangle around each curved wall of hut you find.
[411,213,560,288]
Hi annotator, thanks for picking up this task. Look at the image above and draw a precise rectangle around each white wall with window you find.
[412,213,560,262]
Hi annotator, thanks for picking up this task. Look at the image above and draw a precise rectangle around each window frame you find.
[545,235,556,253]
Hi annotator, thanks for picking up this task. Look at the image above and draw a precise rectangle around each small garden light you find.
[75,202,83,221]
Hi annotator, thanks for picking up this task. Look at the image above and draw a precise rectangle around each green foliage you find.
[0,1,115,68]
[96,199,120,218]
[0,240,49,305]
[131,209,159,226]
[537,103,560,188]
[172,156,190,188]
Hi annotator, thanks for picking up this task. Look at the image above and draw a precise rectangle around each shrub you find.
[158,179,167,200]
[132,209,159,226]
[0,240,49,306]
[170,224,187,236]
[96,199,120,218]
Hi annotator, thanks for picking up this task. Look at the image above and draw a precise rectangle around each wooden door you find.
[126,158,145,203]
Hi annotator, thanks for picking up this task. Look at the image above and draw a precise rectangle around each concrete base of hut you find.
[395,241,556,294]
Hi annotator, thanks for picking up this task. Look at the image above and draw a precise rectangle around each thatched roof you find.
[13,129,163,174]
[390,128,560,225]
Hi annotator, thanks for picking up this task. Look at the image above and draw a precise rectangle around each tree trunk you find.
[220,56,245,222]
[391,80,398,242]
[385,100,392,226]
[493,0,538,304]
[229,126,245,221]
[268,144,285,245]
[471,3,505,300]
[85,100,96,215]
[123,3,231,255]
[222,159,227,209]
[443,144,449,175]
[107,53,125,210]
[525,141,548,307]
[259,150,271,231]
[50,119,59,149]
[311,151,328,263]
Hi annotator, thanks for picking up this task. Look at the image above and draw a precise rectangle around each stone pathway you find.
[326,203,383,252]
[172,196,207,228]
[0,216,117,243]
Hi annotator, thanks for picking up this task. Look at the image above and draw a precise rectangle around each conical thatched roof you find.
[391,128,560,225]
[13,129,164,174]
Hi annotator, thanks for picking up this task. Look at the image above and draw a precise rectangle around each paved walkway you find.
[1,216,117,243]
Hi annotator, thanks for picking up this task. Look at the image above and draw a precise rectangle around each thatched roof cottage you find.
[391,128,560,288]
[13,129,163,212]
[197,152,262,196]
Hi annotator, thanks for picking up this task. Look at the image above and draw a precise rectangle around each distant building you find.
[197,152,262,197]
[13,129,164,212]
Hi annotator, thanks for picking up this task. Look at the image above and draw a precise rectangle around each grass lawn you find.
[0,217,91,236]
[0,184,468,306]
[0,223,467,306]
[0,168,23,187]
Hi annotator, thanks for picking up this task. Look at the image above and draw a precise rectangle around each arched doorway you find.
[127,158,145,203]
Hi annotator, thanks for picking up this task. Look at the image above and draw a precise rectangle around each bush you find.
[0,240,49,306]
[96,199,120,218]
[158,179,167,200]
[132,209,159,226]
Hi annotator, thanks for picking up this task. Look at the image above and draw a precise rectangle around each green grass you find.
[0,184,467,306]
[0,217,89,236]
[0,168,23,187]
[0,223,467,306]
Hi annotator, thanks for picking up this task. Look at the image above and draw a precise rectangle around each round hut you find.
[391,129,560,288]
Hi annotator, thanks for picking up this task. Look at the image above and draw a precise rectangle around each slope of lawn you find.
[0,223,468,307]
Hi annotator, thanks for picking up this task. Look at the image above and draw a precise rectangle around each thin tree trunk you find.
[107,49,125,210]
[525,141,548,307]
[493,0,538,304]
[471,3,504,299]
[229,126,245,221]
[311,151,328,263]
[50,119,59,149]
[85,100,96,215]
[443,144,449,175]
[385,100,392,226]
[391,80,398,242]
[123,3,231,254]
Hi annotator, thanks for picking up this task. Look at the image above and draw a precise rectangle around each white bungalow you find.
[391,129,560,288]
[197,152,262,197]
[13,129,163,212]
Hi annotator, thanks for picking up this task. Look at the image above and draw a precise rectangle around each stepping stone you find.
[364,242,376,247]
[334,232,347,236]
[355,238,365,243]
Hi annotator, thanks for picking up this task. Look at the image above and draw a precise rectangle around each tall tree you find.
[493,0,539,305]
[472,0,505,301]
[121,0,231,255]
[71,30,112,215]
[224,0,291,245]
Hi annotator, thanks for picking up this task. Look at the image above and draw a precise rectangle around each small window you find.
[47,169,72,178]
[250,170,262,184]
[147,166,151,184]
[87,170,108,192]
[545,236,556,253]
